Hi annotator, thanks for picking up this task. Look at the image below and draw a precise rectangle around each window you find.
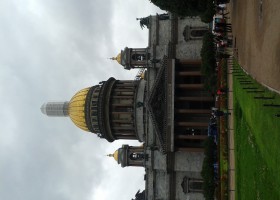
[181,177,204,194]
[183,26,208,41]
[132,53,146,61]
[129,152,145,160]
[190,29,208,38]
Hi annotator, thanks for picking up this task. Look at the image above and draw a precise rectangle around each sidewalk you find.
[227,58,235,200]
[224,3,235,198]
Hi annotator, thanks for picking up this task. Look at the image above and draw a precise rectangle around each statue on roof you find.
[131,190,145,200]
[136,17,150,29]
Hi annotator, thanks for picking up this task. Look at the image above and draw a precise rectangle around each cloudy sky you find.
[0,1,162,200]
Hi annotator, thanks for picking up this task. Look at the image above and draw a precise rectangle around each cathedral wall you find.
[145,68,157,146]
[145,149,167,171]
[146,119,156,147]
[149,15,208,60]
[149,16,172,47]
[145,149,152,168]
[153,150,167,170]
[175,172,205,200]
[146,169,155,200]
[175,17,208,59]
[144,15,210,200]
[177,17,208,44]
[155,171,168,199]
[147,67,157,91]
[150,16,157,46]
[155,45,168,59]
[175,192,205,200]
[176,41,203,59]
[174,152,204,172]
[135,79,146,141]
[158,20,171,45]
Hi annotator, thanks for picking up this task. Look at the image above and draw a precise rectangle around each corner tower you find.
[108,145,145,168]
[111,47,149,70]
[41,77,146,142]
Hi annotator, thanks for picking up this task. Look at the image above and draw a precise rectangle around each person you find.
[211,107,219,111]
[210,115,217,126]
[217,88,228,95]
[212,110,231,117]
[215,22,232,31]
[216,52,232,59]
[213,26,225,33]
[216,40,229,48]
[213,32,225,37]
[215,18,226,23]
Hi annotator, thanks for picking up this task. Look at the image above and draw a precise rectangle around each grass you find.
[233,63,280,199]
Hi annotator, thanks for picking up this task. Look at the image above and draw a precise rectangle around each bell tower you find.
[108,145,146,168]
[112,47,149,70]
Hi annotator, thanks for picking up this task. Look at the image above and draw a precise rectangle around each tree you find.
[200,32,217,93]
[150,0,207,17]
[200,0,216,23]
[149,0,215,22]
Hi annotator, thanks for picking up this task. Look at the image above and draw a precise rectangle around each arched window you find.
[181,177,204,193]
[190,29,209,38]
[129,152,144,160]
[183,26,209,41]
[132,54,146,61]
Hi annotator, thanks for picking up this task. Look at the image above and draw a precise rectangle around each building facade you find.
[41,13,213,200]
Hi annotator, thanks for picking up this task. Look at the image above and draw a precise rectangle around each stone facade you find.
[142,14,211,200]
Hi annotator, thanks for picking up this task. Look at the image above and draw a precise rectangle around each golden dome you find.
[111,52,122,64]
[108,150,119,162]
[68,87,90,132]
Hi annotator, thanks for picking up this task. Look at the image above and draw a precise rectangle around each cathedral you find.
[41,13,213,200]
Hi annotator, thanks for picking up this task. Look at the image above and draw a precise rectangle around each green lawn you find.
[233,63,280,199]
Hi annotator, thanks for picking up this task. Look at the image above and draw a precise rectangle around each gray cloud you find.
[0,0,162,199]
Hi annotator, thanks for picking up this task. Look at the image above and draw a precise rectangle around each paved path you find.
[230,0,280,91]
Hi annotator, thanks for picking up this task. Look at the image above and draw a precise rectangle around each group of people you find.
[213,4,234,61]
[208,4,233,122]
[212,107,231,118]
[213,17,232,34]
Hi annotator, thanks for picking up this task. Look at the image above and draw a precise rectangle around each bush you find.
[201,137,217,200]
[200,32,217,93]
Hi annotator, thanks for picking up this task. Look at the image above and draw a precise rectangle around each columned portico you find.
[147,58,214,153]
[174,59,214,152]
